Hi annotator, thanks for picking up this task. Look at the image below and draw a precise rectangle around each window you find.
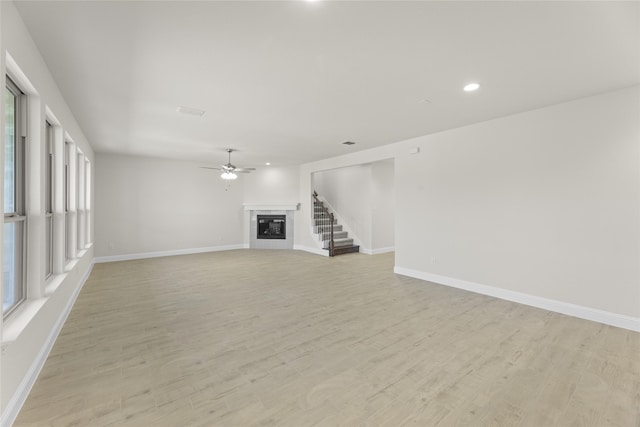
[76,150,83,251]
[85,159,91,244]
[64,141,70,261]
[4,77,26,316]
[45,121,54,279]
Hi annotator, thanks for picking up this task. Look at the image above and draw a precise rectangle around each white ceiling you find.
[13,1,640,167]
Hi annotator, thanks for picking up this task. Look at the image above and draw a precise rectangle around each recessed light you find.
[342,141,356,146]
[177,106,205,116]
[265,162,271,166]
[463,83,480,92]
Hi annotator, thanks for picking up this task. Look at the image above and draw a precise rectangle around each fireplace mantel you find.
[243,203,299,211]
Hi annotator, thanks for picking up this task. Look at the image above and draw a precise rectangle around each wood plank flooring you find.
[13,250,640,426]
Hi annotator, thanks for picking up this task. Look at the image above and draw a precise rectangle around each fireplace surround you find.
[244,203,299,250]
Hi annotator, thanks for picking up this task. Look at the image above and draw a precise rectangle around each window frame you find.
[64,141,70,262]
[44,121,54,279]
[76,150,83,252]
[3,76,28,317]
[85,158,91,245]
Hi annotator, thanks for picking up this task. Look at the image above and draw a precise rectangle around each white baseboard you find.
[360,246,395,255]
[93,244,248,263]
[1,261,95,427]
[372,246,395,255]
[294,245,329,257]
[394,267,640,332]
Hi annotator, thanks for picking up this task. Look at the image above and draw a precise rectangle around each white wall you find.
[1,1,95,422]
[94,153,246,258]
[396,86,639,319]
[95,160,302,258]
[297,85,640,327]
[371,159,395,250]
[243,165,299,204]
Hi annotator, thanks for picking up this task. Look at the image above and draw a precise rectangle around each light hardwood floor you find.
[14,250,640,426]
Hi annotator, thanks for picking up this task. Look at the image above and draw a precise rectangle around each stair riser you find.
[324,239,353,249]
[319,231,348,241]
[314,220,337,226]
[332,245,360,255]
[314,225,343,233]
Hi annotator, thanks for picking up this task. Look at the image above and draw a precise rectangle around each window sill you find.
[3,246,93,349]
[2,298,47,347]
[63,245,92,273]
[64,258,79,272]
[45,273,66,296]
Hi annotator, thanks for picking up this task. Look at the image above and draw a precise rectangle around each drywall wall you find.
[94,153,246,258]
[298,85,640,324]
[395,86,639,319]
[371,159,395,251]
[243,165,300,204]
[1,1,95,421]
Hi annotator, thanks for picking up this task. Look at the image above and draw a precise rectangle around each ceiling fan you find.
[200,148,255,180]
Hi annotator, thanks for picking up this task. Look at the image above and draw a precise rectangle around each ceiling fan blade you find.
[202,150,254,176]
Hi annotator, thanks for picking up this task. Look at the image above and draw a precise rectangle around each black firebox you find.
[257,215,286,240]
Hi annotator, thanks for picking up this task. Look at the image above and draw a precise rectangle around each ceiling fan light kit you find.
[221,171,238,180]
[200,148,256,181]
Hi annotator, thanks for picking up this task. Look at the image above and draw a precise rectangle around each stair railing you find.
[312,191,335,257]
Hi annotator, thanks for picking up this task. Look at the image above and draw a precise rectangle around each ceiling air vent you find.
[177,106,205,116]
[342,141,356,145]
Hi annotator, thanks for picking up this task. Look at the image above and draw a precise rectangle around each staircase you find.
[313,195,360,256]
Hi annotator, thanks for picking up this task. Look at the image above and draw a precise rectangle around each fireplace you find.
[245,204,298,250]
[257,215,286,240]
